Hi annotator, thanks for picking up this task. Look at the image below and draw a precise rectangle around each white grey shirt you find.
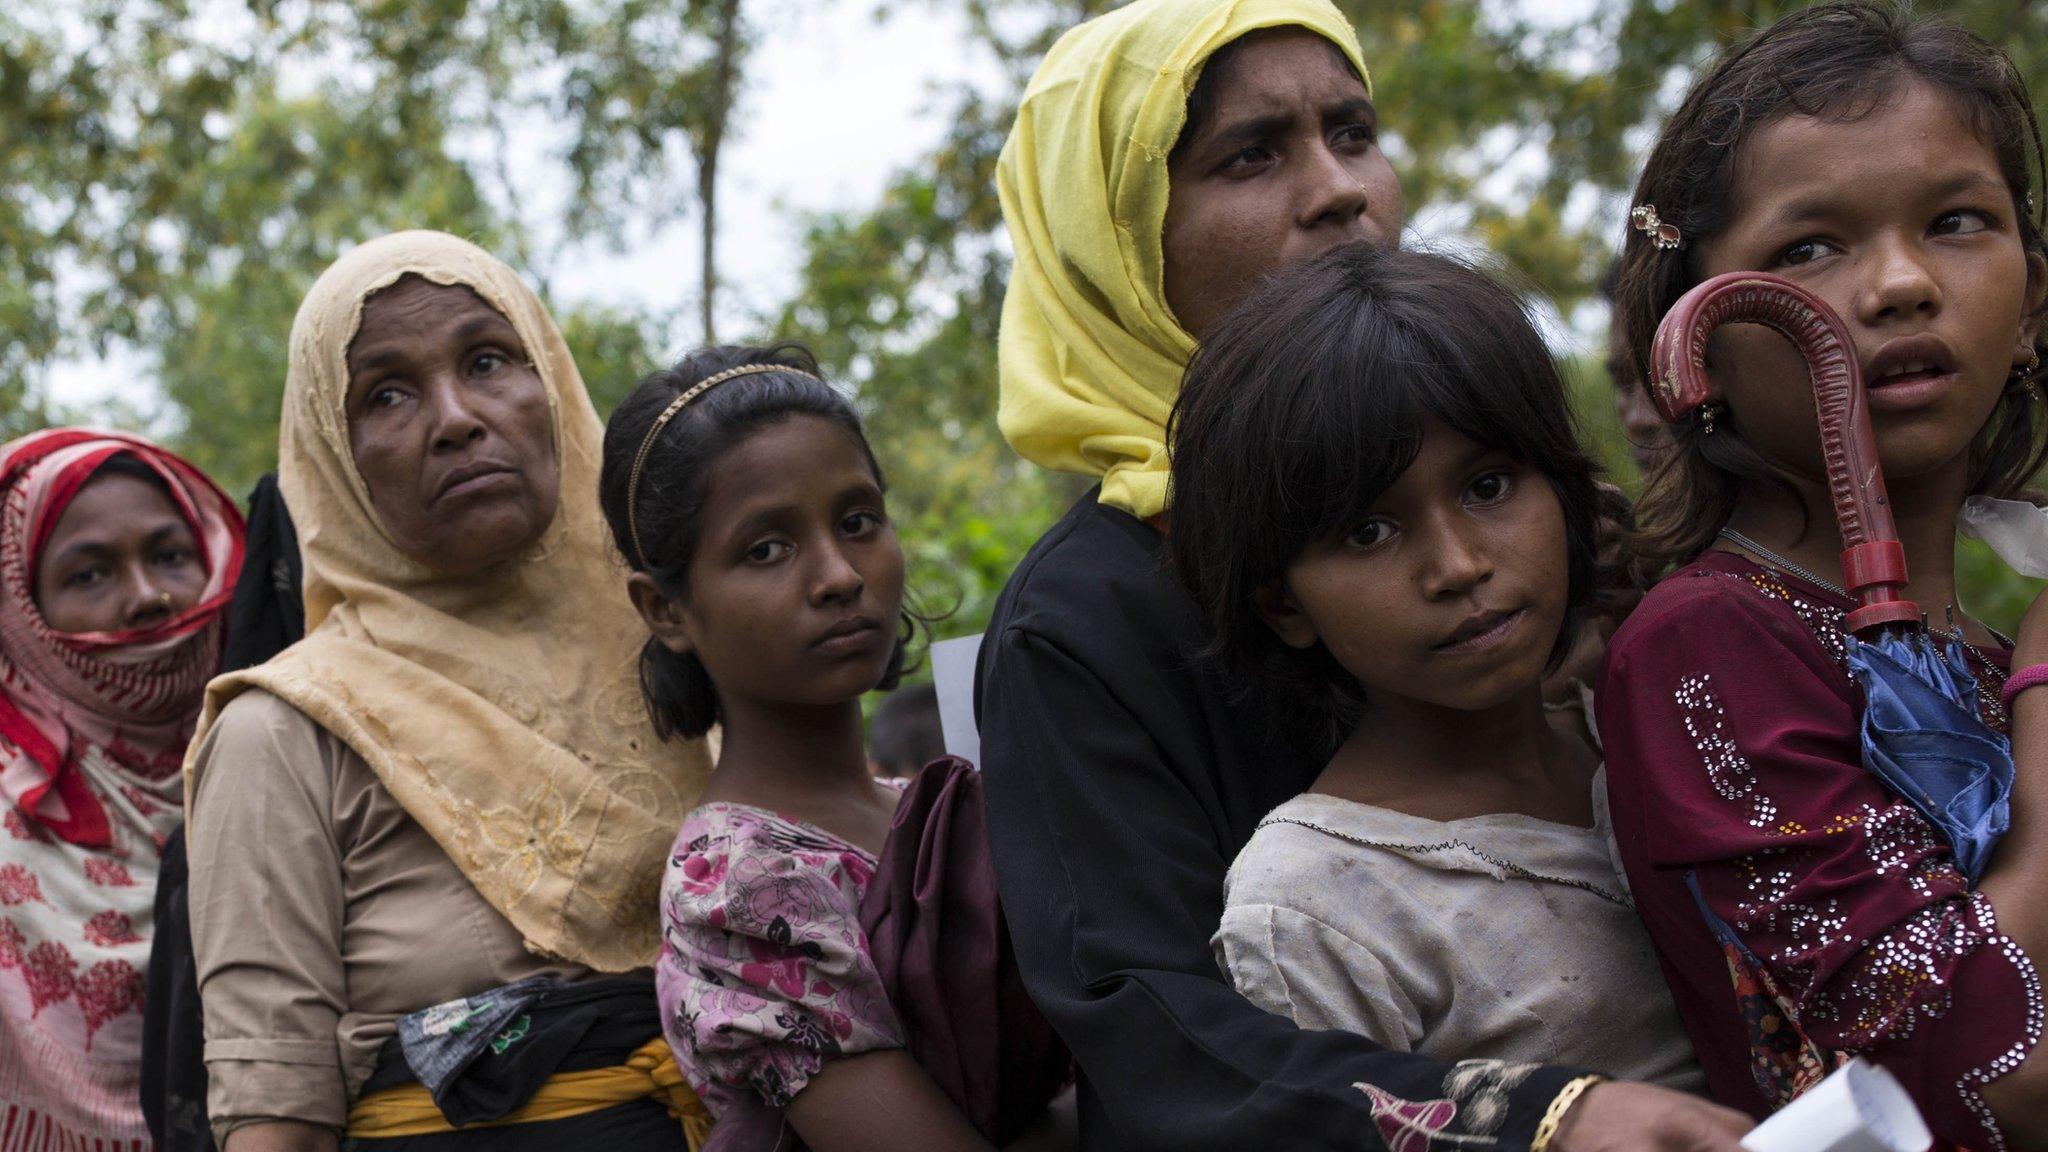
[1214,769,1706,1093]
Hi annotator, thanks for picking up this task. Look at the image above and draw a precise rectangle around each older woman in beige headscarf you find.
[184,231,711,1151]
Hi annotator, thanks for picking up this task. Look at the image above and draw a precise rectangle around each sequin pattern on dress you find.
[1606,556,2042,1148]
[1676,673,1779,829]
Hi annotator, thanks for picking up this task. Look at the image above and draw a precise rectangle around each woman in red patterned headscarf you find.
[0,427,243,1150]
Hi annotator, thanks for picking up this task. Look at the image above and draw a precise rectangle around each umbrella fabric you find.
[1845,631,2013,883]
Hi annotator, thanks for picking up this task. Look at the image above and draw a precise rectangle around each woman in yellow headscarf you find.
[183,231,710,1151]
[975,3,1750,1151]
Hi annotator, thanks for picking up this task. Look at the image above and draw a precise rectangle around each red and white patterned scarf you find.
[0,428,243,1149]
[0,429,243,846]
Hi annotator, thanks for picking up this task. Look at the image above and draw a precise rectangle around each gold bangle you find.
[1531,1074,1604,1152]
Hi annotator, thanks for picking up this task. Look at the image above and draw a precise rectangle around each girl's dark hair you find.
[598,343,910,741]
[1615,1,2048,580]
[1167,243,1604,738]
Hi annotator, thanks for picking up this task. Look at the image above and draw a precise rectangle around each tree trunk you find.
[698,0,745,344]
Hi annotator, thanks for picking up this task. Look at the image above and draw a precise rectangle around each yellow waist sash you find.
[346,1036,710,1148]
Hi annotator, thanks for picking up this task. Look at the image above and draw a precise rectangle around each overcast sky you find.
[49,0,1614,413]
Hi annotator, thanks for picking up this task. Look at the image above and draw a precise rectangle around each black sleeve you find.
[977,624,1583,1152]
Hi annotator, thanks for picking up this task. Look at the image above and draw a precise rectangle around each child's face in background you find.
[1694,78,2045,486]
[1259,419,1570,713]
[1607,318,1669,475]
[665,415,905,715]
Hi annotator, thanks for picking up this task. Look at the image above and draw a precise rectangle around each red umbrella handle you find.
[1649,271,1918,634]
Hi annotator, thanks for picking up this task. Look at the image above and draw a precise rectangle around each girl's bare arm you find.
[221,1122,338,1152]
[783,1048,995,1152]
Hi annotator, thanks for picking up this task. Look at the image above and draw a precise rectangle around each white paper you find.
[929,634,984,767]
[1740,1060,1932,1152]
[1959,495,2048,578]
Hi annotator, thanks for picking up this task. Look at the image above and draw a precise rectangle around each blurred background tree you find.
[5,0,2044,640]
[1,0,749,477]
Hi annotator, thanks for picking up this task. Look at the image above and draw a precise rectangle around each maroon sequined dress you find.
[1599,551,2039,1150]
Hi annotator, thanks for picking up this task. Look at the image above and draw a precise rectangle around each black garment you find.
[974,493,1584,1152]
[348,978,681,1149]
[142,472,304,1152]
[219,471,306,674]
[141,827,208,1149]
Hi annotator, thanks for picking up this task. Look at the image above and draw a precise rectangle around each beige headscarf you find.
[185,230,707,972]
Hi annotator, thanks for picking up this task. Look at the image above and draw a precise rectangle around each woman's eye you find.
[1777,239,1832,268]
[1332,123,1377,149]
[155,545,196,568]
[471,351,506,375]
[841,510,884,536]
[744,540,792,564]
[364,385,405,411]
[1931,210,1991,237]
[1467,471,1514,504]
[1221,145,1276,173]
[62,565,107,590]
[1345,519,1393,548]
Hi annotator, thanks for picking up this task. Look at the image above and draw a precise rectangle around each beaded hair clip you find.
[1631,205,1684,251]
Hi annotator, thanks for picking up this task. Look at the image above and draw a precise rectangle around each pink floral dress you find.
[656,792,908,1117]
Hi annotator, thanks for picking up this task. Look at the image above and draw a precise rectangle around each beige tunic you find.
[1214,770,1707,1094]
[186,690,616,1139]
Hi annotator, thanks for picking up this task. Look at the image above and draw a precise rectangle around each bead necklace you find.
[1717,528,1847,595]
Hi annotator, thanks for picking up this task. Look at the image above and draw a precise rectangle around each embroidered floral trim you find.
[1356,1084,1466,1152]
[1442,1060,1538,1136]
[1347,1061,1545,1152]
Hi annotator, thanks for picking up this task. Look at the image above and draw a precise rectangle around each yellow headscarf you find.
[185,231,707,972]
[996,0,1371,520]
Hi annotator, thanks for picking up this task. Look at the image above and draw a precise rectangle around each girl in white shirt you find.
[1165,242,1705,1094]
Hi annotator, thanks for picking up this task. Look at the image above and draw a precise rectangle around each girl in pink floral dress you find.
[599,345,1068,1152]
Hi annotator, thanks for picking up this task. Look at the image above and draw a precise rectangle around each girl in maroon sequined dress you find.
[1600,5,2048,1148]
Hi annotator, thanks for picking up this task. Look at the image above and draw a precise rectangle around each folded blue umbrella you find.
[1845,630,2014,884]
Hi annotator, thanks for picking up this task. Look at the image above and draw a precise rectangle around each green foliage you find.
[8,0,2048,636]
[4,0,746,493]
[799,0,2048,644]
[770,83,1076,641]
[1961,536,2046,639]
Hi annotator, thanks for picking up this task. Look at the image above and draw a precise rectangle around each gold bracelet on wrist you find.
[1531,1074,1605,1152]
